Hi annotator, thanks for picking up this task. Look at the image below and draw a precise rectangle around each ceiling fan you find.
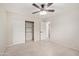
[32,3,55,15]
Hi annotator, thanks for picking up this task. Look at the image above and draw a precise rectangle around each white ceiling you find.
[0,3,79,19]
[0,3,56,14]
[0,3,35,14]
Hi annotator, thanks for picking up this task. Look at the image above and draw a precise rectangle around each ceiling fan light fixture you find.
[32,3,55,15]
[39,11,47,15]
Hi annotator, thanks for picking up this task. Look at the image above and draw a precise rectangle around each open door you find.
[40,21,50,40]
[25,21,34,42]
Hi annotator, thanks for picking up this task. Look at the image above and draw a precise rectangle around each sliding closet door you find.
[25,21,34,41]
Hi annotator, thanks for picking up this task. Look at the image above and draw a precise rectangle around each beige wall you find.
[7,12,40,45]
[51,3,79,50]
[0,8,40,53]
[0,9,8,55]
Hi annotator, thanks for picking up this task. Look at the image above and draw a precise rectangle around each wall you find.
[7,12,40,45]
[51,3,79,50]
[0,9,8,55]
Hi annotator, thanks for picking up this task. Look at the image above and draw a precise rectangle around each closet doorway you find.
[25,21,34,42]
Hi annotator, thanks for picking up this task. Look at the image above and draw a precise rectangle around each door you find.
[40,21,50,40]
[25,21,34,41]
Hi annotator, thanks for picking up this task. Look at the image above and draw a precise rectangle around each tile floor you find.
[3,40,79,56]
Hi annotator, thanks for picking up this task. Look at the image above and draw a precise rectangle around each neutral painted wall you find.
[7,12,40,45]
[51,3,79,50]
[0,9,8,55]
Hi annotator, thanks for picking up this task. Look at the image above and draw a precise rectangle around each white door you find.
[40,21,50,40]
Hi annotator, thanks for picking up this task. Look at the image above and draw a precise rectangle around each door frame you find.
[25,21,34,42]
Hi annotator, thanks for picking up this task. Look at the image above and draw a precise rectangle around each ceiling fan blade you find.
[47,3,53,7]
[32,3,40,9]
[46,10,55,12]
[32,11,40,14]
[41,4,45,8]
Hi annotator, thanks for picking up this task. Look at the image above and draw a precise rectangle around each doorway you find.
[40,21,50,40]
[25,21,34,42]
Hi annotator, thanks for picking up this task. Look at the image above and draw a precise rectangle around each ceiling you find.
[0,3,56,14]
[0,3,79,19]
